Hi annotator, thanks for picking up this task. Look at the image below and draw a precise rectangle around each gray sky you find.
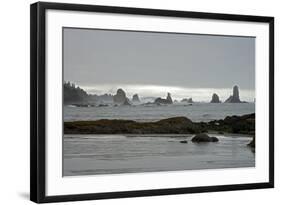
[63,28,255,101]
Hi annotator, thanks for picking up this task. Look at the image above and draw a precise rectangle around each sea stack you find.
[166,93,173,104]
[187,98,193,103]
[224,85,241,103]
[113,88,131,105]
[181,98,193,103]
[210,93,221,103]
[132,94,140,102]
[154,93,173,104]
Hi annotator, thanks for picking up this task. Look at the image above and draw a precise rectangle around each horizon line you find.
[64,81,255,102]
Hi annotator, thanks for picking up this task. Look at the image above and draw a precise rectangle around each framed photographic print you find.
[30,2,274,203]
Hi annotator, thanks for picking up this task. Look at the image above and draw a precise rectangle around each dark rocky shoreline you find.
[64,113,255,136]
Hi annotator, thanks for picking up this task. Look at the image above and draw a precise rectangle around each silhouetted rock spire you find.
[166,93,173,104]
[154,93,173,104]
[210,93,221,103]
[225,85,241,103]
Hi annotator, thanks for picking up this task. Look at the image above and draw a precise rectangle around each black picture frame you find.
[30,2,274,203]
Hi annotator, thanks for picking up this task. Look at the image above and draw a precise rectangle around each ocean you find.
[63,103,255,176]
[64,102,255,122]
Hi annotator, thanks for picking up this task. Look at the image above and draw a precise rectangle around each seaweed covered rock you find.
[64,116,202,134]
[64,113,255,135]
[208,113,255,135]
[157,116,192,124]
[191,133,219,143]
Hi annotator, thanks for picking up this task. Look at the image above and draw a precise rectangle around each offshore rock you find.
[132,94,140,102]
[123,98,131,106]
[154,93,173,104]
[225,85,241,103]
[210,93,221,103]
[181,98,193,103]
[113,88,127,104]
[166,93,173,104]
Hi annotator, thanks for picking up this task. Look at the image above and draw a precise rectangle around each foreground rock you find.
[191,133,219,143]
[210,93,221,103]
[65,116,202,134]
[65,113,255,135]
[207,113,255,135]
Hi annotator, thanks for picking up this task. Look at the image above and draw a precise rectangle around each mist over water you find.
[82,84,255,102]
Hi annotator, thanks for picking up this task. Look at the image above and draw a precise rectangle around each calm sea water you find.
[64,134,255,176]
[64,102,255,122]
[63,103,255,176]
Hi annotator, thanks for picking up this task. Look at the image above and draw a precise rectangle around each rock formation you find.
[166,93,173,104]
[191,133,219,143]
[224,85,242,103]
[132,94,140,102]
[113,88,131,105]
[154,93,173,104]
[123,98,131,106]
[65,113,255,135]
[210,93,221,103]
[181,98,193,103]
[154,98,167,104]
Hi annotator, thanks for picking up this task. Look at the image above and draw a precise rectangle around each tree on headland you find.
[64,81,88,104]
